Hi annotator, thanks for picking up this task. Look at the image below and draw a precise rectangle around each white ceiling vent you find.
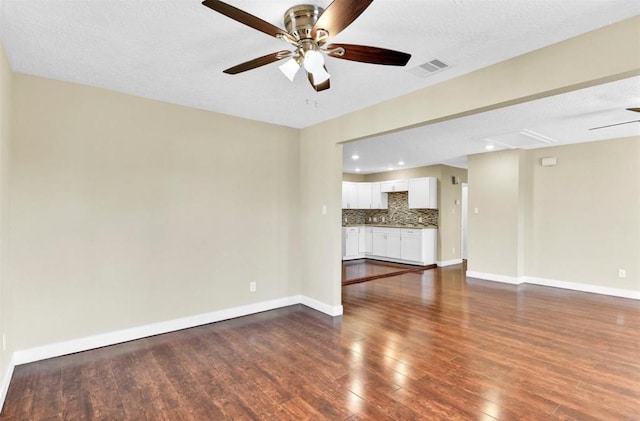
[478,129,559,150]
[406,58,450,77]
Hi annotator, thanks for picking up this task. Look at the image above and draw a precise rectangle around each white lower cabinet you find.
[372,231,386,256]
[364,227,373,253]
[368,227,436,265]
[358,227,367,253]
[342,227,360,260]
[401,231,422,262]
[370,228,402,260]
[386,231,401,259]
[344,226,437,265]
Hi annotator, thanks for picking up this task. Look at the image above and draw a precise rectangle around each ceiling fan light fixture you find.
[303,49,325,73]
[279,57,301,82]
[310,66,330,85]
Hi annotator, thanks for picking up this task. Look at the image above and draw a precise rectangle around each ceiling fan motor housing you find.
[284,5,325,40]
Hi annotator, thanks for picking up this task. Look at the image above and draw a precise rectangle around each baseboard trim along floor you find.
[467,271,640,300]
[12,295,342,367]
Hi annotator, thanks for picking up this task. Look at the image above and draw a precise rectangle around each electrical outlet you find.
[452,247,455,254]
[418,217,423,223]
[618,269,626,278]
[249,282,256,292]
[382,217,386,222]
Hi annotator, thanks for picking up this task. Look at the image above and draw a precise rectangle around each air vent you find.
[406,58,450,78]
[477,129,559,151]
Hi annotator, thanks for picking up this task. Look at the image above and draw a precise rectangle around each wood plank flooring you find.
[2,264,639,420]
[342,259,432,285]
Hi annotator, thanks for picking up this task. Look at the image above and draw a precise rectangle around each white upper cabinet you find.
[380,179,409,193]
[357,183,373,209]
[371,182,388,209]
[343,181,388,209]
[408,177,438,209]
[342,182,358,209]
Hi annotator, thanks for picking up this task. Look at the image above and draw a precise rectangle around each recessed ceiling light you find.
[398,161,405,166]
[351,154,359,160]
[355,168,360,172]
[485,144,495,150]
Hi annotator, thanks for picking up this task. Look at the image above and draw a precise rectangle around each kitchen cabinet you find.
[342,182,358,209]
[400,229,423,262]
[358,226,367,253]
[369,227,437,265]
[342,227,360,260]
[386,230,401,259]
[372,230,386,256]
[402,228,436,265]
[371,182,388,209]
[342,181,390,209]
[408,177,438,209]
[364,227,373,253]
[371,228,401,259]
[357,183,372,209]
[380,179,409,193]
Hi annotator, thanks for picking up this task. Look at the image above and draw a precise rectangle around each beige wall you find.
[0,40,13,390]
[525,137,639,290]
[300,16,640,307]
[468,138,639,291]
[342,173,365,182]
[358,164,468,262]
[10,75,301,350]
[467,150,525,277]
[299,130,342,307]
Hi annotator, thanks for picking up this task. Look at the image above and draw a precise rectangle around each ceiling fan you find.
[201,0,412,92]
[589,107,640,130]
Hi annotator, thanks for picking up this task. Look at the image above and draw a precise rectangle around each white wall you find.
[10,75,301,350]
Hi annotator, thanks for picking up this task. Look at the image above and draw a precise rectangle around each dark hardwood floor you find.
[2,264,639,420]
[342,259,431,285]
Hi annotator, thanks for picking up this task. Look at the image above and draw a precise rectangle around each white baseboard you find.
[0,355,15,413]
[13,295,339,366]
[466,270,524,285]
[524,276,640,300]
[299,295,343,317]
[466,271,639,300]
[437,259,463,267]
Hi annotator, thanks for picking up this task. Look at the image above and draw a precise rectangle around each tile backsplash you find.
[342,192,438,227]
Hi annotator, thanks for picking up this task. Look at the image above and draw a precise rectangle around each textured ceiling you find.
[1,0,639,129]
[343,76,640,173]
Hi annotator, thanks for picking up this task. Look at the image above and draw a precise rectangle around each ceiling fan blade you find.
[312,0,373,40]
[589,120,640,131]
[327,44,411,66]
[223,51,291,74]
[202,0,290,40]
[627,108,640,113]
[308,67,331,92]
